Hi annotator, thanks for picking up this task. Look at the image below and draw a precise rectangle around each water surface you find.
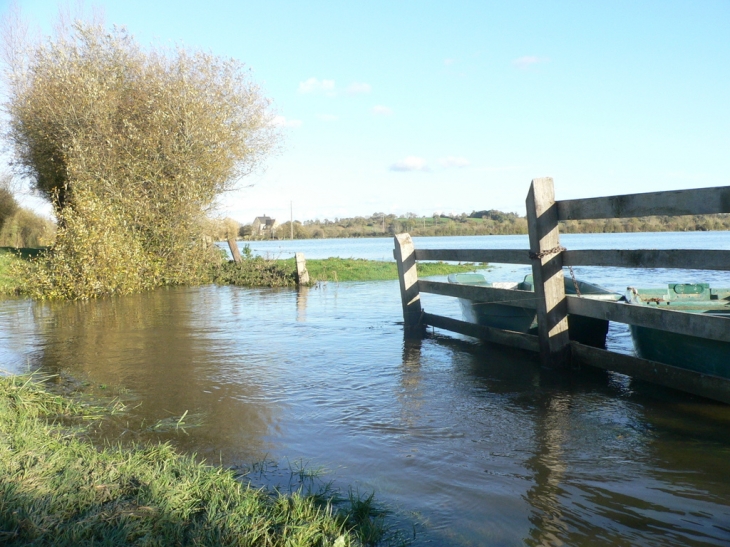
[3,232,730,546]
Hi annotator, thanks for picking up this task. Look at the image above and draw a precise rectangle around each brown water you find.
[2,275,730,546]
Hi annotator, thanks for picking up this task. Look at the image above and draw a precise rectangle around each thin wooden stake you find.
[526,177,570,368]
[295,252,309,285]
[227,237,242,263]
[394,233,424,337]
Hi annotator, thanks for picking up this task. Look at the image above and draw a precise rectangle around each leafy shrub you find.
[212,256,297,288]
[4,19,277,299]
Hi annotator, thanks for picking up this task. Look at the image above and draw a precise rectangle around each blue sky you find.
[3,0,729,224]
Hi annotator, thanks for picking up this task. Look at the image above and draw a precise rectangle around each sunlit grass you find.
[281,257,484,283]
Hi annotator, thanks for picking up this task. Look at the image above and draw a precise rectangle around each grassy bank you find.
[301,257,482,283]
[2,247,484,295]
[0,375,406,546]
[214,257,484,286]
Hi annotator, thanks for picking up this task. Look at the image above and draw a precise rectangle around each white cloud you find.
[513,56,547,69]
[444,58,456,66]
[390,156,429,172]
[371,105,393,116]
[439,156,470,168]
[317,114,338,122]
[346,82,372,95]
[271,115,303,128]
[298,77,336,94]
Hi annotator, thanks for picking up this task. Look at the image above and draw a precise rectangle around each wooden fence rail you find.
[562,249,730,271]
[557,186,730,220]
[418,280,539,309]
[394,178,730,404]
[414,249,532,264]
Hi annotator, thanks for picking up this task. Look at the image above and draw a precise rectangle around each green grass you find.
[211,256,298,287]
[0,375,408,546]
[280,257,484,283]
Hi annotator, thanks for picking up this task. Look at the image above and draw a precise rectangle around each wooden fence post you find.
[227,238,242,263]
[295,252,309,285]
[394,233,424,337]
[526,177,570,368]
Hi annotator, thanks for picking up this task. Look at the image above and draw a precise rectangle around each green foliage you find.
[0,249,21,294]
[559,214,730,233]
[0,375,408,546]
[0,173,56,248]
[212,256,298,288]
[0,209,55,248]
[0,186,18,229]
[4,20,277,299]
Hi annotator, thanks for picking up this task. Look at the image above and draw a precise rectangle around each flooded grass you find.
[0,374,409,546]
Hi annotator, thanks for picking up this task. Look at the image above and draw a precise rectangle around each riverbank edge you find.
[213,256,483,287]
[1,247,483,295]
[0,374,408,546]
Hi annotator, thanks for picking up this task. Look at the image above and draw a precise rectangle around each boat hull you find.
[450,273,619,349]
[460,299,610,348]
[630,322,730,379]
[626,284,730,379]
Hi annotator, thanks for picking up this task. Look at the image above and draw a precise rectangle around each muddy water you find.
[2,232,730,545]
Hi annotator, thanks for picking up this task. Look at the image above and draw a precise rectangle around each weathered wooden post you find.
[394,233,424,337]
[526,177,570,368]
[227,237,242,263]
[295,252,309,285]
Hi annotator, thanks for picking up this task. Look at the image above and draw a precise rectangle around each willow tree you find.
[3,20,277,298]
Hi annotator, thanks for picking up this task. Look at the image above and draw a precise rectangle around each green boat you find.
[625,283,730,378]
[447,273,622,348]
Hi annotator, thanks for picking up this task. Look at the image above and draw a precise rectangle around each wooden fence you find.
[394,177,730,404]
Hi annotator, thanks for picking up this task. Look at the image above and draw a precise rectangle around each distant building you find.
[252,215,279,236]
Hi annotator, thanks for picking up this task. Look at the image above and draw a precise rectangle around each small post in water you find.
[228,237,242,263]
[526,177,570,368]
[394,233,424,337]
[295,252,309,285]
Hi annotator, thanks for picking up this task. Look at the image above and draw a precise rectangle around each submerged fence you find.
[394,177,730,404]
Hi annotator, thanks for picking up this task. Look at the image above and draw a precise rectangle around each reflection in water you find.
[398,337,424,429]
[18,287,283,463]
[524,395,571,547]
[296,286,309,322]
[1,280,730,546]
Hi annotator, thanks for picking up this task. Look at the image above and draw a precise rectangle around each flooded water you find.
[3,232,730,546]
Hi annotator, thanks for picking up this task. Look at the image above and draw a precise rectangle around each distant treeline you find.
[0,178,55,248]
[225,209,730,240]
